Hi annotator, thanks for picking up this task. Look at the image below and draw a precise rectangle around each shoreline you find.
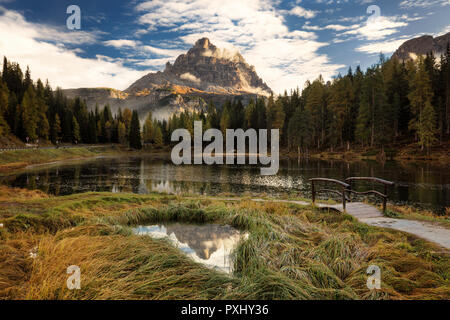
[1,142,449,168]
[282,143,450,164]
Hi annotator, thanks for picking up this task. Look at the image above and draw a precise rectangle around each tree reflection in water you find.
[1,155,448,214]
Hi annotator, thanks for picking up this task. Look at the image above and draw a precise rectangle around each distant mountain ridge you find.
[392,32,450,61]
[63,38,271,121]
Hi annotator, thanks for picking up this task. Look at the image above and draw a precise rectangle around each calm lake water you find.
[1,155,449,214]
[133,223,245,273]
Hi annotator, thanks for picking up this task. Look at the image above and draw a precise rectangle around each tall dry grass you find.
[0,188,448,300]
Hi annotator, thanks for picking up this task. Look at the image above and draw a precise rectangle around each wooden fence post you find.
[342,186,346,211]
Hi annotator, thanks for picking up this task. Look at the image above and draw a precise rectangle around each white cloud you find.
[0,7,148,90]
[142,45,184,57]
[135,0,344,93]
[103,39,139,48]
[288,6,317,19]
[341,16,408,40]
[135,58,173,68]
[439,25,450,35]
[399,0,450,9]
[324,24,353,31]
[0,7,99,45]
[180,72,201,84]
[103,40,183,67]
[305,23,360,31]
[356,37,410,54]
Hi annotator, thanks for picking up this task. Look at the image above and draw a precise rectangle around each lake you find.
[1,155,449,214]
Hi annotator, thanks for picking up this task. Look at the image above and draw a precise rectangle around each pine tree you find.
[304,77,327,149]
[51,114,61,143]
[231,99,245,129]
[105,120,112,142]
[23,66,32,92]
[255,97,267,130]
[220,104,231,135]
[154,126,163,146]
[245,99,258,129]
[3,61,24,101]
[288,105,312,154]
[384,58,409,139]
[129,110,142,149]
[35,79,49,140]
[72,116,80,143]
[418,101,437,155]
[87,113,98,144]
[73,97,89,143]
[21,86,39,141]
[143,112,154,143]
[2,57,7,82]
[266,95,285,134]
[441,42,450,135]
[0,113,7,137]
[408,57,434,148]
[63,111,73,143]
[328,75,354,148]
[0,79,10,136]
[355,64,387,147]
[118,121,126,145]
[122,108,132,133]
[37,111,50,140]
[206,101,220,129]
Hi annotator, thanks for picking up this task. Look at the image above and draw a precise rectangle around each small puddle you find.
[133,223,247,274]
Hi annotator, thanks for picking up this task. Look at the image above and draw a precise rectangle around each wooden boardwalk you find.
[317,202,383,219]
[222,198,450,250]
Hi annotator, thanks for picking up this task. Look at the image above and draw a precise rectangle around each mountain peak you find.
[194,37,212,49]
[392,32,450,61]
[126,38,272,96]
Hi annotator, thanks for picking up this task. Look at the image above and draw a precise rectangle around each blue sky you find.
[0,0,449,93]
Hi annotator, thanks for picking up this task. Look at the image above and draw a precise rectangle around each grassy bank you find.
[0,186,448,300]
[0,146,123,174]
[284,142,450,163]
[386,205,450,228]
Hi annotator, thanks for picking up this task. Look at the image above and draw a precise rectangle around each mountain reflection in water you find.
[133,223,246,273]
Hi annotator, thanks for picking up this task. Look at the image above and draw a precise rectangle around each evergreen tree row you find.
[2,44,449,154]
[0,57,142,148]
[150,47,450,156]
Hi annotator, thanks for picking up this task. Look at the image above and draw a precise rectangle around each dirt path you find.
[218,198,450,250]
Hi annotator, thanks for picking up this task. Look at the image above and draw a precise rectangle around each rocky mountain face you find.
[63,38,271,121]
[126,38,271,95]
[392,32,450,61]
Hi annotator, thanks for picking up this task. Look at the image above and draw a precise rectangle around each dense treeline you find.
[1,45,450,153]
[155,47,450,155]
[0,57,141,147]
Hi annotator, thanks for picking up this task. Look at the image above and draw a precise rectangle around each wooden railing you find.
[309,178,351,210]
[345,177,394,213]
[309,177,394,213]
